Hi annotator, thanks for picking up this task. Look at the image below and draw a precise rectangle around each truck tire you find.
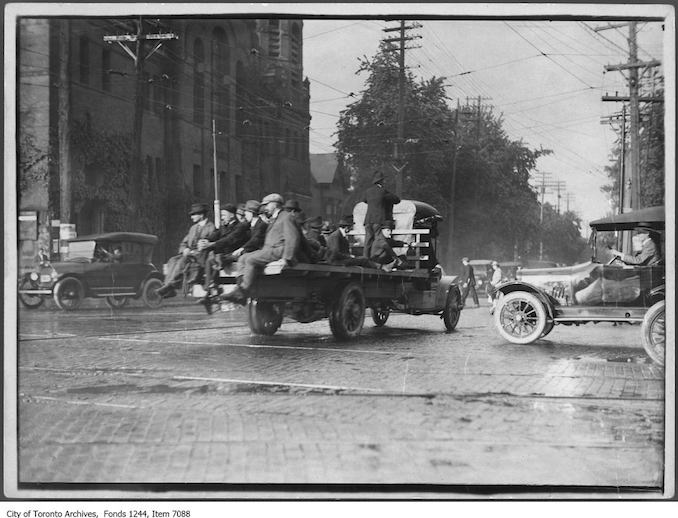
[443,287,461,332]
[329,282,365,340]
[641,300,665,366]
[494,291,547,345]
[105,295,129,309]
[248,299,283,336]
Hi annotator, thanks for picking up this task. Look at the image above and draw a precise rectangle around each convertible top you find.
[67,232,158,245]
[589,206,664,231]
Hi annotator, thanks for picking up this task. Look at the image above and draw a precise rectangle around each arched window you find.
[193,38,205,124]
[268,19,280,57]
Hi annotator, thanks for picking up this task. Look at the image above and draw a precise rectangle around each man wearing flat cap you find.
[198,203,250,306]
[362,170,400,259]
[609,224,662,266]
[221,193,301,305]
[304,216,326,248]
[324,217,378,268]
[157,202,217,297]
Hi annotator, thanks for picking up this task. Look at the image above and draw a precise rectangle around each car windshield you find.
[65,240,95,261]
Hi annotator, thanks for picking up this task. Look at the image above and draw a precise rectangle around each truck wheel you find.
[53,277,84,311]
[443,288,461,332]
[641,300,665,366]
[19,278,44,309]
[371,306,390,327]
[329,282,365,340]
[494,291,546,344]
[248,299,283,336]
[141,278,163,308]
[105,295,129,309]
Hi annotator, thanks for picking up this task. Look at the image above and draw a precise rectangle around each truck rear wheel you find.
[443,287,461,332]
[641,300,665,366]
[329,283,365,340]
[248,299,283,336]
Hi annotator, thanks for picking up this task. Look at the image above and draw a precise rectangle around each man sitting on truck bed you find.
[220,193,301,305]
[324,217,378,268]
[370,220,406,271]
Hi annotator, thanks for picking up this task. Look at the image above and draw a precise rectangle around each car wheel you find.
[641,300,665,366]
[141,278,164,308]
[18,278,45,309]
[329,282,366,340]
[371,306,390,327]
[494,291,547,344]
[53,276,84,311]
[247,299,283,335]
[105,295,129,309]
[443,287,461,332]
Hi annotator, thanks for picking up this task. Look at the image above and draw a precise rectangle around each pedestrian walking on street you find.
[460,257,480,308]
[488,260,503,315]
[362,170,400,258]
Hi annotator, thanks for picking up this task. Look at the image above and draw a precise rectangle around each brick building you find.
[17,17,311,264]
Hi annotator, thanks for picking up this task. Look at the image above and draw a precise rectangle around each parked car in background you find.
[468,259,493,294]
[492,206,665,365]
[18,232,164,311]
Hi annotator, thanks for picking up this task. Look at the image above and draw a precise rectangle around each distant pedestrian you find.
[460,257,480,308]
[488,260,503,314]
[362,170,400,258]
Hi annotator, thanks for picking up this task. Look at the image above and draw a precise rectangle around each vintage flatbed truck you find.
[193,200,463,339]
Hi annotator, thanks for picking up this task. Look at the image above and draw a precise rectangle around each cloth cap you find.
[221,203,237,214]
[189,203,208,215]
[244,200,261,213]
[372,170,385,184]
[338,217,353,228]
[236,203,246,215]
[261,193,284,205]
[462,257,469,262]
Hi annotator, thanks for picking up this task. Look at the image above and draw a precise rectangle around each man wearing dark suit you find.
[199,203,250,293]
[157,203,217,298]
[460,257,480,308]
[324,218,377,267]
[233,199,268,255]
[221,193,301,305]
[362,170,400,258]
[370,220,407,269]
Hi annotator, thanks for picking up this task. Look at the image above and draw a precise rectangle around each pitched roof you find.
[309,153,338,184]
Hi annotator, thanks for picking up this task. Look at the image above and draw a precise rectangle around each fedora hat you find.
[284,199,301,212]
[381,220,395,230]
[221,203,237,214]
[244,200,261,213]
[189,203,208,215]
[338,217,353,228]
[372,170,385,184]
[634,222,657,234]
[261,193,284,205]
[305,216,323,229]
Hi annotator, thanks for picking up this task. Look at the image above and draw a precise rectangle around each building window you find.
[79,36,90,84]
[193,38,205,124]
[101,48,110,91]
[290,23,301,65]
[268,19,280,57]
[193,164,202,198]
[235,61,245,137]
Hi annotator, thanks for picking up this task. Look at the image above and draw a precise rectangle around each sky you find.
[301,12,668,228]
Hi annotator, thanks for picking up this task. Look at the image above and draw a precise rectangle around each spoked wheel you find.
[18,278,45,309]
[53,276,84,311]
[443,287,461,332]
[494,291,547,344]
[641,300,665,366]
[141,278,164,308]
[371,306,390,327]
[329,282,366,340]
[105,295,129,309]
[248,299,284,336]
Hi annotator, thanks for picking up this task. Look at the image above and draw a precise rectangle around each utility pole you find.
[533,171,552,261]
[104,20,177,218]
[383,21,420,197]
[212,119,220,227]
[57,20,72,226]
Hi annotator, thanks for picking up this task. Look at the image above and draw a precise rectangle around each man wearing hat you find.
[231,199,268,258]
[370,220,406,271]
[235,203,247,223]
[362,170,400,258]
[304,216,326,248]
[609,224,662,266]
[198,203,250,304]
[460,257,480,308]
[157,202,217,297]
[324,217,378,267]
[221,193,301,305]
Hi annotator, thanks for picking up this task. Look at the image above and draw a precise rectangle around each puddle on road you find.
[64,381,344,396]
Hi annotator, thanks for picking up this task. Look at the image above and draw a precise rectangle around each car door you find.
[601,264,642,307]
[109,241,145,294]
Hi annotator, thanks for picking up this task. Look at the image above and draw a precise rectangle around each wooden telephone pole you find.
[103,19,177,215]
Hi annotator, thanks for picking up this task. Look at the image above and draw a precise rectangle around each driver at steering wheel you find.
[609,224,662,266]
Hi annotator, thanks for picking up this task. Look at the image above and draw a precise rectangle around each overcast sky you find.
[302,13,667,227]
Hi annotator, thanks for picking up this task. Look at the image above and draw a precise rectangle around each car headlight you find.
[29,272,39,281]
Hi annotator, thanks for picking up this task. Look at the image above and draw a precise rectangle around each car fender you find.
[648,284,664,305]
[435,275,462,308]
[496,281,556,319]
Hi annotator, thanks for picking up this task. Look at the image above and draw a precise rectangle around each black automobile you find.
[493,206,666,365]
[18,232,164,310]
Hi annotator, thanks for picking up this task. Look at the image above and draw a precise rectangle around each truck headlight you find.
[29,272,39,281]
